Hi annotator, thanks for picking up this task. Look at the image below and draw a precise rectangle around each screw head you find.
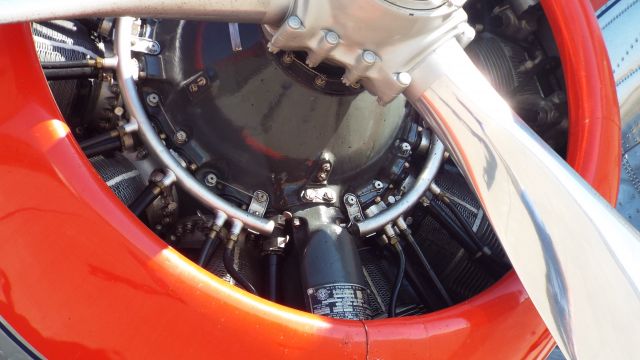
[287,16,303,29]
[255,191,268,202]
[146,93,160,107]
[174,130,188,144]
[345,194,357,205]
[282,52,295,64]
[314,76,327,88]
[362,50,377,65]
[204,173,217,187]
[325,31,340,45]
[147,42,160,54]
[373,180,384,190]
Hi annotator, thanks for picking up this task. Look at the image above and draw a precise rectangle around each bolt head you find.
[314,76,327,88]
[395,72,412,87]
[204,173,217,187]
[345,195,357,205]
[146,93,159,107]
[325,31,340,45]
[373,180,384,190]
[255,191,268,202]
[174,130,188,144]
[282,52,295,64]
[287,16,303,29]
[362,50,377,65]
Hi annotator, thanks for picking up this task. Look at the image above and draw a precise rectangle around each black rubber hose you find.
[400,228,453,306]
[431,197,511,275]
[427,201,482,257]
[83,137,121,158]
[197,230,220,267]
[41,60,95,69]
[265,253,279,302]
[224,242,258,295]
[389,240,405,318]
[439,196,493,257]
[79,130,119,150]
[44,67,99,80]
[128,184,162,217]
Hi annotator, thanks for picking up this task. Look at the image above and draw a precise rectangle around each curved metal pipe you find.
[405,38,640,359]
[0,0,292,25]
[115,17,275,235]
[352,133,445,236]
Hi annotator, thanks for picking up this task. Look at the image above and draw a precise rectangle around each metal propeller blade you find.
[0,0,291,25]
[404,39,640,359]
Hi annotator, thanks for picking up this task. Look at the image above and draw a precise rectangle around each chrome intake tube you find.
[405,39,640,359]
[0,0,292,25]
[114,17,275,234]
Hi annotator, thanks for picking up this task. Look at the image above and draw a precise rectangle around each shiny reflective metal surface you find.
[404,39,640,359]
[353,133,445,235]
[0,0,292,25]
[115,17,276,234]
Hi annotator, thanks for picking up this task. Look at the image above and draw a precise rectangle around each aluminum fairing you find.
[0,0,618,358]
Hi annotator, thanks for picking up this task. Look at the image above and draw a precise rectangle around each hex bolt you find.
[314,76,327,88]
[282,52,295,64]
[174,130,188,144]
[400,142,411,156]
[148,41,161,54]
[362,50,377,65]
[255,191,268,202]
[345,194,357,205]
[373,180,384,190]
[204,173,217,187]
[287,16,303,30]
[146,93,160,107]
[395,72,412,87]
[325,31,340,45]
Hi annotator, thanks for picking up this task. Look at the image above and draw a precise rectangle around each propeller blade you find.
[406,39,640,359]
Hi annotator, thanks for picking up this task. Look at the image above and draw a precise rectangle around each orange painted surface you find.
[0,0,619,357]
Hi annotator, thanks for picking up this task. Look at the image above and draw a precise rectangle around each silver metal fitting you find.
[174,130,188,144]
[212,210,228,232]
[204,173,218,187]
[146,93,160,107]
[286,16,303,29]
[157,169,177,189]
[228,219,244,242]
